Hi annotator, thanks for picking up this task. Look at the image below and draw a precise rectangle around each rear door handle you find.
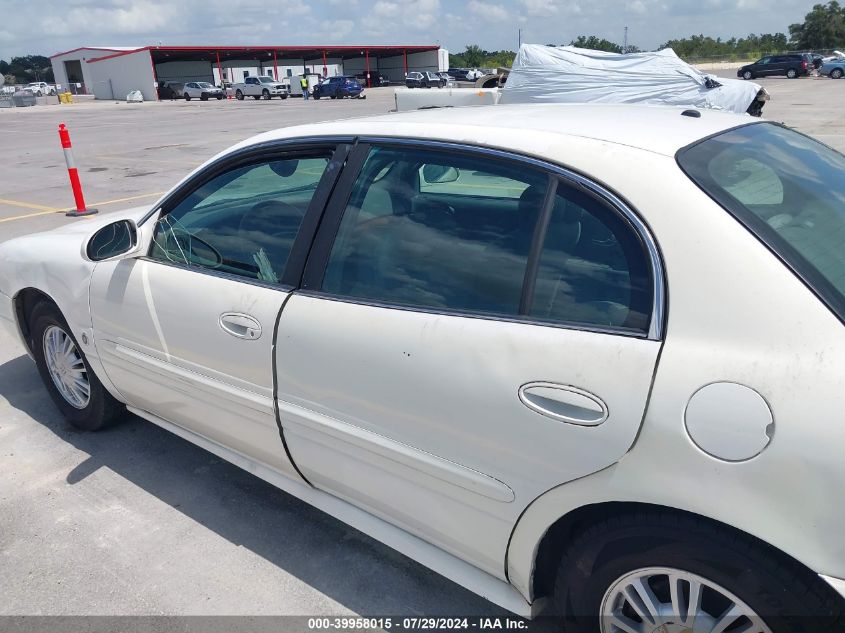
[219,313,262,340]
[518,382,608,426]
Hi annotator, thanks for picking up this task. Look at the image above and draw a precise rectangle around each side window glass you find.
[321,146,548,316]
[151,155,330,283]
[530,182,653,333]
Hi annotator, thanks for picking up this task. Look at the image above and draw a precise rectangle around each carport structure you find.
[63,44,444,101]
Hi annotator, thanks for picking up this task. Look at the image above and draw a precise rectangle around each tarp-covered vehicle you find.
[500,45,769,116]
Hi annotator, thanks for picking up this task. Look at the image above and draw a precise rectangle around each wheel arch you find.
[13,285,126,404]
[13,287,56,355]
[518,499,834,608]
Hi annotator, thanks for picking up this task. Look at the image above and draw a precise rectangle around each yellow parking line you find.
[0,198,61,212]
[0,191,166,224]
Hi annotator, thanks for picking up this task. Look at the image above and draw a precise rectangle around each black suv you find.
[737,53,811,79]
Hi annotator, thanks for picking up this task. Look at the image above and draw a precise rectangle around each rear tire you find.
[30,302,123,431]
[787,68,798,79]
[553,512,843,632]
[216,94,223,99]
[235,90,244,100]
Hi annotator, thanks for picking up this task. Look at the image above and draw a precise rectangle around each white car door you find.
[275,142,664,576]
[90,143,347,478]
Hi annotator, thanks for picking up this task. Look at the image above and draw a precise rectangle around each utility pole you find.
[518,28,522,49]
[624,26,629,53]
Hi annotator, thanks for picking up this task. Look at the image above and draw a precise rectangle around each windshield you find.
[258,76,274,83]
[197,82,213,88]
[678,122,845,322]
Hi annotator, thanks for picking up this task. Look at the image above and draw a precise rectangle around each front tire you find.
[262,88,270,100]
[831,68,844,79]
[184,94,191,101]
[554,512,843,632]
[743,70,753,80]
[30,302,123,431]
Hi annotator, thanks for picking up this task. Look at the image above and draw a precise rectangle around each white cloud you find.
[518,0,558,16]
[467,0,509,21]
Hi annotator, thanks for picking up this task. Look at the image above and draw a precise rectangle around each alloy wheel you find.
[43,325,90,409]
[600,567,772,633]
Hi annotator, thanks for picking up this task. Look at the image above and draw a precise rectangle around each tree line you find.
[1,55,54,86]
[449,1,845,68]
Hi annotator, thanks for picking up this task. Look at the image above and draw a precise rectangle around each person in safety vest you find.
[300,75,309,100]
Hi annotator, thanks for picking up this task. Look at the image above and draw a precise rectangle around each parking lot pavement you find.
[0,76,843,619]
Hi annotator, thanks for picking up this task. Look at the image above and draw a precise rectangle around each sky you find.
[0,0,821,59]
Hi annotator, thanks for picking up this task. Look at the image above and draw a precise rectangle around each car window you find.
[150,155,331,283]
[530,182,653,332]
[759,57,771,64]
[321,146,549,316]
[678,122,845,321]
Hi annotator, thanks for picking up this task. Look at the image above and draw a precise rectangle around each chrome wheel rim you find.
[600,567,772,633]
[43,325,90,409]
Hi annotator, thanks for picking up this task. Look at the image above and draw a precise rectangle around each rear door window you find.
[318,144,654,334]
[678,122,845,322]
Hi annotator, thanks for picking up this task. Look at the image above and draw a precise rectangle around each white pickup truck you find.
[232,76,289,100]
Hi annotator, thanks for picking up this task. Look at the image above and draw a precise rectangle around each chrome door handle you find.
[219,312,262,340]
[518,382,608,426]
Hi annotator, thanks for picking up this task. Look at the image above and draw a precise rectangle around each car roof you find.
[237,104,755,158]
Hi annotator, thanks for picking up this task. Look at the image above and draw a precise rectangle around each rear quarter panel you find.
[503,139,845,602]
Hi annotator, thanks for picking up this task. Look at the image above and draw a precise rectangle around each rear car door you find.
[276,141,664,575]
[90,142,348,477]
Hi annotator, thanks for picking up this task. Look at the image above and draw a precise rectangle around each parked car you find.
[182,81,224,101]
[737,53,811,79]
[821,58,845,79]
[447,67,470,81]
[233,76,289,100]
[353,71,390,87]
[3,104,845,628]
[157,81,184,100]
[23,82,56,96]
[405,71,445,88]
[312,76,364,99]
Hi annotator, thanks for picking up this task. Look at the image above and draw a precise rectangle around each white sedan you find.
[1,104,844,630]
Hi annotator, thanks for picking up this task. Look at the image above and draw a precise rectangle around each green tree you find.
[7,55,54,83]
[789,1,845,49]
[462,44,487,67]
[486,50,516,67]
[570,35,623,53]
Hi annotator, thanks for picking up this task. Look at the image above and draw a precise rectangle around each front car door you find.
[90,142,347,477]
[276,141,664,576]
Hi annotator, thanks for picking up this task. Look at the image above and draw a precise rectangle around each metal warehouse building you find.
[50,45,449,100]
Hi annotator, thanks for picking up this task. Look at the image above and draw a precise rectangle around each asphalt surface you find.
[0,76,843,619]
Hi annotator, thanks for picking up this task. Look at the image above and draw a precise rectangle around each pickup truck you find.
[24,82,57,96]
[232,76,289,100]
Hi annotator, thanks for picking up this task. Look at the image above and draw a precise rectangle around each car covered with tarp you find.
[499,44,769,116]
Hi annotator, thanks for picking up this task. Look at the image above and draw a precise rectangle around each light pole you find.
[518,28,522,49]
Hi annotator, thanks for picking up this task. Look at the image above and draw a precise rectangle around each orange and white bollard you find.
[58,123,97,217]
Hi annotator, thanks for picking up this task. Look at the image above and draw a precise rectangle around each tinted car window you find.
[321,146,548,316]
[679,123,845,321]
[530,183,653,332]
[151,156,330,283]
[320,145,653,332]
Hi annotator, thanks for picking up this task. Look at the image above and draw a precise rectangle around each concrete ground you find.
[0,77,843,619]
